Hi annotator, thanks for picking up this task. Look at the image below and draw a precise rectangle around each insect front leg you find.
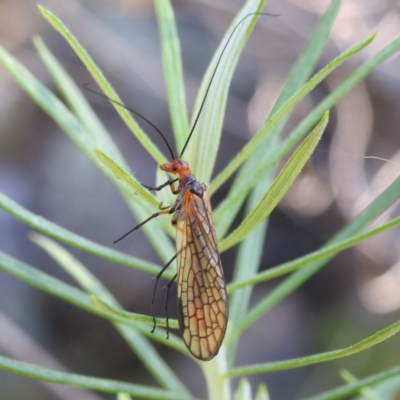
[143,178,179,211]
[142,178,181,214]
[158,201,170,211]
[142,178,179,193]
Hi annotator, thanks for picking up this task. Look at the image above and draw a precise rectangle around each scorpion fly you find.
[111,13,268,360]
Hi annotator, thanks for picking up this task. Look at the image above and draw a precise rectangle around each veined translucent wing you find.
[175,189,228,361]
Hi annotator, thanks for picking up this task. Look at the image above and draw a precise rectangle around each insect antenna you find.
[179,12,277,158]
[83,83,176,160]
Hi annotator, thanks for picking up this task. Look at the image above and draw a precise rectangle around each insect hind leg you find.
[164,273,177,339]
[151,254,177,334]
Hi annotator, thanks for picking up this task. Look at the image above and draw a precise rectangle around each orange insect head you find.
[160,158,192,178]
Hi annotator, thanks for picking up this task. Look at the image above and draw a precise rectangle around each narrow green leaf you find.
[0,248,181,350]
[117,393,133,400]
[0,191,175,279]
[226,172,270,365]
[33,35,129,171]
[229,173,400,340]
[186,0,267,183]
[91,295,179,329]
[29,232,189,392]
[209,32,377,195]
[0,41,174,258]
[226,0,341,365]
[0,249,93,310]
[0,246,182,354]
[33,28,177,253]
[225,319,400,377]
[32,7,223,261]
[224,31,400,210]
[214,0,341,239]
[38,5,167,166]
[270,0,341,111]
[339,370,382,400]
[227,215,400,293]
[301,365,400,400]
[155,0,189,151]
[255,383,269,400]
[234,378,252,400]
[95,149,159,208]
[220,111,329,252]
[0,44,94,160]
[0,37,175,262]
[352,374,400,400]
[0,247,189,387]
[0,355,194,399]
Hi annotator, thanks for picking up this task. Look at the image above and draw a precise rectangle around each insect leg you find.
[144,178,179,213]
[164,273,177,339]
[142,178,179,193]
[158,201,170,211]
[151,255,177,333]
[113,209,171,244]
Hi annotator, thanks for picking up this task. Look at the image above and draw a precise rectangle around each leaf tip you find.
[371,31,379,41]
[38,5,59,29]
[37,4,49,16]
[364,31,379,47]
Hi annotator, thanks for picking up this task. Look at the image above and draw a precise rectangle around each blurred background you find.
[1,0,400,399]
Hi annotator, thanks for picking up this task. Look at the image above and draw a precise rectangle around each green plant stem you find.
[203,347,231,400]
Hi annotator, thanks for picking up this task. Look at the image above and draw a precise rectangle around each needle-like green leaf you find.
[95,149,159,208]
[0,355,195,399]
[209,32,377,195]
[155,0,189,151]
[38,6,167,166]
[220,112,328,251]
[227,215,400,293]
[186,0,267,183]
[225,319,400,377]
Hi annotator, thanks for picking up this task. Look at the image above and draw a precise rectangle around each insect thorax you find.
[184,175,205,198]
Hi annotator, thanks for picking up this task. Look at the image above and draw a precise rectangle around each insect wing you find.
[176,190,228,360]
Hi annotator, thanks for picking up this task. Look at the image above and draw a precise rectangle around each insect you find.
[109,12,270,360]
[122,157,228,361]
[114,126,228,361]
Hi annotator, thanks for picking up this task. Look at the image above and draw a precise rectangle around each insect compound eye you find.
[171,165,177,171]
